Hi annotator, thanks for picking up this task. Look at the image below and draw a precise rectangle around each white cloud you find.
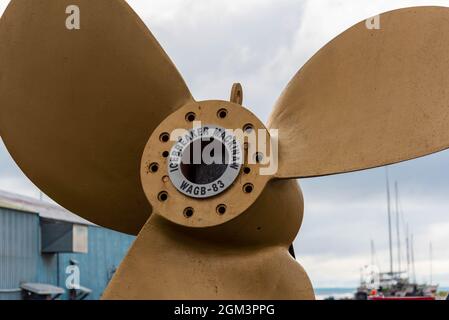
[0,1,7,17]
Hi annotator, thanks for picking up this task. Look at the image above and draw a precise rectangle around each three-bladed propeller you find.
[1,1,449,299]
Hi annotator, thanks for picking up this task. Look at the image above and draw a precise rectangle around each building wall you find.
[55,227,134,300]
[0,207,135,300]
[0,208,39,300]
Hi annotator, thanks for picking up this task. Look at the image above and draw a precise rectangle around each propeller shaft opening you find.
[180,138,229,185]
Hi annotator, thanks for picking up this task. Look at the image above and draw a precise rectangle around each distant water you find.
[314,288,356,300]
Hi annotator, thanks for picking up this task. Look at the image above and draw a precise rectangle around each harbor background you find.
[315,287,449,300]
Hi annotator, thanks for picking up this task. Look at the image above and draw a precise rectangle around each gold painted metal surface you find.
[230,83,244,105]
[0,0,193,235]
[141,100,271,228]
[269,7,449,179]
[104,179,314,300]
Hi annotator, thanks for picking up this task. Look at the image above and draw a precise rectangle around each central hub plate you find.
[168,125,243,198]
[141,100,271,228]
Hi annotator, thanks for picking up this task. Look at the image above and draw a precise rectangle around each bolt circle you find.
[243,123,254,133]
[149,163,159,173]
[140,100,273,228]
[254,152,264,164]
[185,112,196,122]
[217,108,228,119]
[243,183,254,194]
[158,191,168,202]
[159,132,170,143]
[216,204,227,215]
[183,207,194,218]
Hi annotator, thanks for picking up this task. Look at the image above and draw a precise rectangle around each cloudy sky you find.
[2,0,449,288]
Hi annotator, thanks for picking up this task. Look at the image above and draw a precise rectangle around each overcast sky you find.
[2,0,449,288]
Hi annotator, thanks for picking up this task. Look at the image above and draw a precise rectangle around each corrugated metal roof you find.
[21,283,65,295]
[0,190,95,226]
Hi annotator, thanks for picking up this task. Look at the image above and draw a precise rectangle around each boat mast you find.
[406,223,411,277]
[394,182,402,274]
[429,242,433,285]
[411,233,416,283]
[385,167,394,275]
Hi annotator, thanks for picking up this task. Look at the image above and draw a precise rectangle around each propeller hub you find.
[141,100,272,228]
[167,125,243,199]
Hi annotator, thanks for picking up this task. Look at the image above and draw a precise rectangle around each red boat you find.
[369,296,435,301]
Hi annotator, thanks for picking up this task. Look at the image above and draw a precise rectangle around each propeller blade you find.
[0,0,193,234]
[103,180,314,299]
[268,6,449,179]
